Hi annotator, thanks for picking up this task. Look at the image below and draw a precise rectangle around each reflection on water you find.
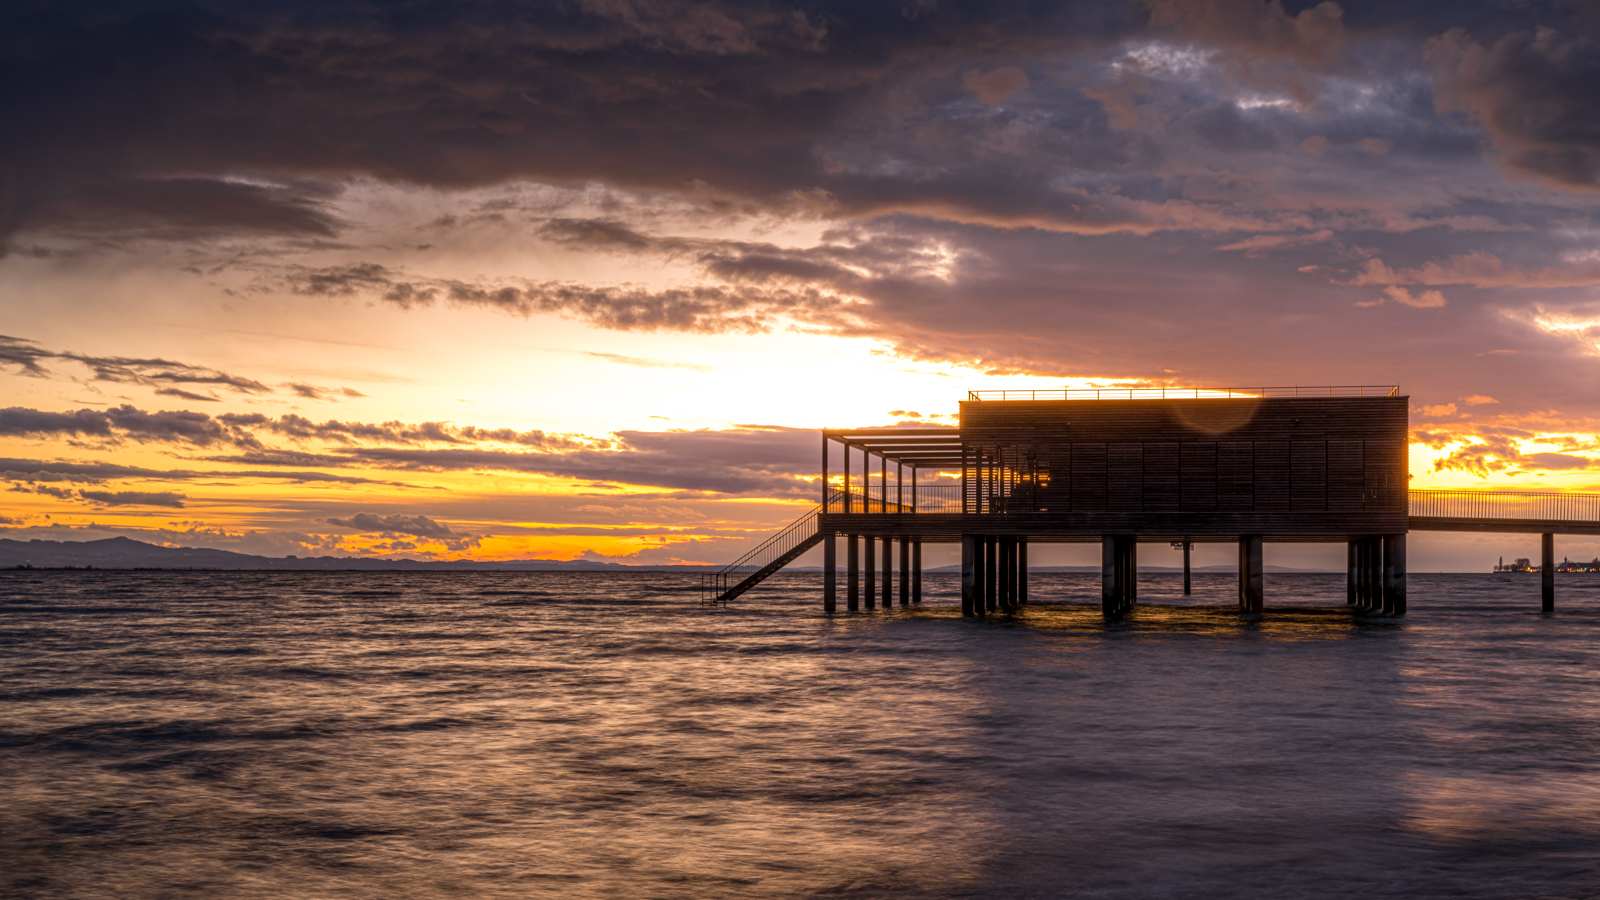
[2,571,1598,898]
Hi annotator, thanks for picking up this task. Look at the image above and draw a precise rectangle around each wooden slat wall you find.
[1144,442,1181,511]
[959,396,1408,534]
[1181,442,1217,511]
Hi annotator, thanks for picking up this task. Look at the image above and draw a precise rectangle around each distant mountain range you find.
[0,537,711,571]
[0,537,1341,573]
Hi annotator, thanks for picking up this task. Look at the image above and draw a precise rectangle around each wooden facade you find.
[954,396,1408,539]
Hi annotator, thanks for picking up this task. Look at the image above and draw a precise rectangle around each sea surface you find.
[3,570,1599,899]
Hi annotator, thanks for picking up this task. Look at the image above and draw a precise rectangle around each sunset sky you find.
[5,0,1600,570]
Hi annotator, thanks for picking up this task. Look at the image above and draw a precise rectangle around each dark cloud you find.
[1429,23,1600,190]
[0,335,269,394]
[0,457,398,486]
[79,489,187,508]
[338,424,821,495]
[323,513,458,538]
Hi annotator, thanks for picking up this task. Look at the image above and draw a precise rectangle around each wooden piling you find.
[1183,541,1191,595]
[979,531,992,608]
[1018,539,1028,606]
[899,538,910,606]
[912,540,922,603]
[847,535,859,612]
[1347,541,1357,606]
[1383,533,1406,615]
[823,533,836,613]
[864,533,876,610]
[1238,534,1263,614]
[960,535,976,616]
[883,536,893,608]
[1542,532,1555,613]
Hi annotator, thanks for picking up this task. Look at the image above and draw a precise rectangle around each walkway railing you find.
[832,484,963,514]
[968,385,1399,401]
[1408,489,1600,524]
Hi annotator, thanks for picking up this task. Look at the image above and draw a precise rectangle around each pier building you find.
[703,386,1600,616]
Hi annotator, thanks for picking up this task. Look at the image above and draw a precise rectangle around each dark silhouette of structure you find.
[702,386,1600,616]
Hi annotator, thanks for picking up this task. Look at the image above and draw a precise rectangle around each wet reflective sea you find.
[3,570,1599,899]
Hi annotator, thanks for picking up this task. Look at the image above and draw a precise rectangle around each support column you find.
[847,535,859,612]
[823,533,836,613]
[1383,533,1406,616]
[864,534,876,610]
[960,535,977,616]
[985,536,998,613]
[998,538,1012,611]
[899,538,910,606]
[1102,535,1136,616]
[882,536,893,608]
[1126,538,1138,609]
[1238,534,1263,614]
[1018,539,1028,606]
[1543,532,1555,613]
[1347,541,1358,606]
[912,541,922,603]
[1183,541,1192,596]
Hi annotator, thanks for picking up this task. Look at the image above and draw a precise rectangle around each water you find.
[3,570,1599,899]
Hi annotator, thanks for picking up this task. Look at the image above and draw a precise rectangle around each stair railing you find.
[701,490,844,603]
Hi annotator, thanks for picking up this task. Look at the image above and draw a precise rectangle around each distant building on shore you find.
[1494,555,1600,573]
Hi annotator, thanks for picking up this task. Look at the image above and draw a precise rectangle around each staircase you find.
[701,491,841,604]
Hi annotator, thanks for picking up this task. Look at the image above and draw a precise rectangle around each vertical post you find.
[1018,539,1028,606]
[1384,533,1406,616]
[961,535,977,616]
[911,467,918,513]
[1542,532,1555,613]
[999,538,1012,611]
[823,532,836,613]
[881,455,888,514]
[842,444,849,513]
[1103,536,1136,616]
[899,537,910,606]
[821,434,828,507]
[985,536,998,612]
[862,449,869,515]
[882,536,893,608]
[974,535,988,617]
[912,540,922,603]
[1347,541,1357,606]
[1238,535,1263,614]
[847,535,860,611]
[1126,538,1138,609]
[897,462,903,513]
[864,533,876,609]
[1183,541,1192,595]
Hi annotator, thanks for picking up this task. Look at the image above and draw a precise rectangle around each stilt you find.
[960,535,977,616]
[823,533,836,613]
[1238,534,1263,614]
[1347,541,1357,606]
[1542,532,1555,613]
[999,538,1012,611]
[985,536,998,612]
[847,535,859,612]
[1018,539,1028,606]
[1183,541,1192,595]
[1383,533,1406,616]
[1368,536,1383,610]
[912,540,922,603]
[899,538,910,606]
[1102,535,1136,616]
[864,534,876,610]
[882,536,893,608]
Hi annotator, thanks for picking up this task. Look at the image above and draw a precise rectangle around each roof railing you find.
[966,385,1400,401]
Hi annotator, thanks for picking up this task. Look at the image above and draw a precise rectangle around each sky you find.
[4,0,1600,571]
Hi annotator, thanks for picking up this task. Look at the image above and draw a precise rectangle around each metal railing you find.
[1409,489,1600,524]
[968,386,1400,401]
[831,484,963,514]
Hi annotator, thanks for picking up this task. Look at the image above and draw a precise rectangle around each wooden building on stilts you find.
[703,386,1416,617]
